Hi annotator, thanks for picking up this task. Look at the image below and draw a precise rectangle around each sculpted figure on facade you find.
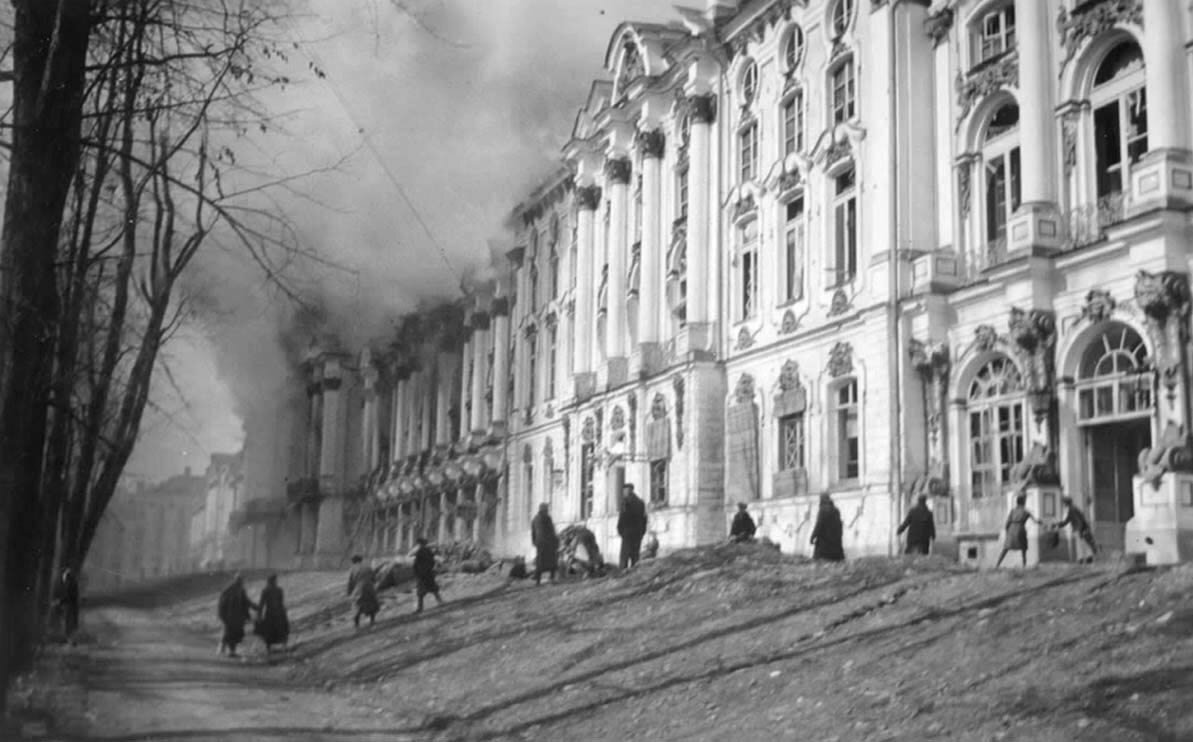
[1080,288,1117,325]
[1134,270,1193,484]
[1057,0,1143,75]
[827,341,853,378]
[733,373,756,406]
[972,323,999,354]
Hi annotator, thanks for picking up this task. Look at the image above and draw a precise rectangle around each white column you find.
[1013,0,1055,207]
[1142,0,1191,152]
[392,374,408,460]
[491,299,511,427]
[419,368,434,451]
[435,352,456,447]
[470,315,490,434]
[687,94,714,325]
[458,337,472,440]
[573,188,599,375]
[638,129,664,345]
[605,156,631,361]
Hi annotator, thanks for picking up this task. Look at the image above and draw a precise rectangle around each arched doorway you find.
[1075,323,1152,552]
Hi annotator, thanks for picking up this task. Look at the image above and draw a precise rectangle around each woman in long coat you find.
[347,555,380,628]
[531,503,560,585]
[810,494,845,562]
[995,493,1039,568]
[254,574,290,651]
[217,574,256,657]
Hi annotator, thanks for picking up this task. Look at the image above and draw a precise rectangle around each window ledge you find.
[967,48,1016,77]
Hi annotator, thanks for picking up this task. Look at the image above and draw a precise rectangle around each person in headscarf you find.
[729,502,757,543]
[410,537,445,613]
[810,494,845,562]
[995,493,1040,568]
[531,503,560,586]
[253,574,290,651]
[54,568,80,641]
[897,495,937,555]
[347,555,380,628]
[217,573,256,657]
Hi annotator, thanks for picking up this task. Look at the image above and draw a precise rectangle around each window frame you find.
[978,102,1021,260]
[783,24,805,72]
[525,328,538,409]
[738,121,759,183]
[546,325,558,401]
[1090,42,1148,201]
[966,356,1026,499]
[971,2,1016,66]
[778,411,806,472]
[830,58,856,124]
[782,90,804,157]
[738,218,760,321]
[580,442,596,520]
[1075,324,1152,424]
[783,195,806,303]
[831,167,858,286]
[831,0,854,38]
[834,379,860,482]
[649,459,668,506]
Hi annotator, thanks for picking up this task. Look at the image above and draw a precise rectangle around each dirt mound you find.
[432,540,494,573]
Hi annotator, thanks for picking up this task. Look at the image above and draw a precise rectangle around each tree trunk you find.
[0,0,93,706]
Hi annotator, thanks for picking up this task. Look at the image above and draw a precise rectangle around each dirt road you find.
[12,606,424,741]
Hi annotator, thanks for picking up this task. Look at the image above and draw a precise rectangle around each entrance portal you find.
[1084,418,1149,553]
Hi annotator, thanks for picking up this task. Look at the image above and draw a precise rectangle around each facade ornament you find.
[972,324,999,354]
[1134,270,1192,412]
[827,288,851,317]
[955,52,1019,129]
[581,416,595,443]
[506,246,526,268]
[1080,288,1117,325]
[637,128,666,159]
[732,193,757,222]
[1011,441,1061,488]
[627,392,638,453]
[616,40,645,100]
[780,309,798,335]
[689,94,717,125]
[595,407,603,446]
[827,341,853,378]
[957,158,973,220]
[672,374,685,450]
[605,157,633,185]
[725,0,802,60]
[1139,422,1193,489]
[924,8,954,45]
[610,404,626,431]
[823,138,852,170]
[651,392,667,421]
[778,359,803,393]
[1061,108,1081,175]
[909,338,951,494]
[490,297,510,317]
[779,169,802,193]
[1057,0,1143,77]
[735,326,756,350]
[576,185,603,211]
[734,373,757,405]
[1007,307,1058,428]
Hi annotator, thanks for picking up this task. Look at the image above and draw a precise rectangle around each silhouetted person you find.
[810,494,845,562]
[254,574,290,651]
[217,573,256,657]
[897,495,937,555]
[729,502,757,543]
[347,555,380,628]
[531,503,559,586]
[1056,495,1098,563]
[54,568,80,642]
[411,538,444,613]
[995,494,1040,568]
[617,483,648,569]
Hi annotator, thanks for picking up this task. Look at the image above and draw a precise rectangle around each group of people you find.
[217,573,290,658]
[347,538,446,628]
[529,483,650,585]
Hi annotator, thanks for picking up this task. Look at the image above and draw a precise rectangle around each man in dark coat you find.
[347,555,380,628]
[617,483,648,569]
[729,502,757,543]
[531,503,560,585]
[411,537,445,613]
[1056,495,1098,563]
[54,568,80,642]
[217,574,256,657]
[897,495,937,555]
[810,494,845,562]
[254,574,290,651]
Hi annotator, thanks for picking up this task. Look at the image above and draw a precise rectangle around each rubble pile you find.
[431,540,494,574]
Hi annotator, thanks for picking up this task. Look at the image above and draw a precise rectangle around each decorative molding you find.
[957,158,973,220]
[924,7,953,44]
[581,416,596,443]
[651,392,667,421]
[1080,288,1116,325]
[1008,307,1058,421]
[1061,108,1081,175]
[490,297,510,317]
[689,94,717,125]
[735,326,756,350]
[780,309,798,334]
[576,185,603,211]
[778,359,804,393]
[732,193,758,223]
[605,157,632,185]
[827,341,853,378]
[1134,270,1191,414]
[637,128,666,159]
[610,404,626,431]
[827,289,851,317]
[733,373,756,405]
[779,169,802,194]
[1057,0,1143,77]
[726,0,803,59]
[972,324,1000,354]
[823,138,852,170]
[955,52,1019,129]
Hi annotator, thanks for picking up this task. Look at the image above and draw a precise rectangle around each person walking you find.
[1055,495,1098,563]
[411,537,445,613]
[347,555,381,628]
[531,503,560,586]
[54,568,80,642]
[729,502,757,543]
[254,574,290,652]
[617,483,648,569]
[897,494,937,555]
[217,573,256,657]
[995,493,1040,568]
[810,494,845,562]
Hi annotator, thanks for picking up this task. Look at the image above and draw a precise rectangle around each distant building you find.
[241,0,1193,568]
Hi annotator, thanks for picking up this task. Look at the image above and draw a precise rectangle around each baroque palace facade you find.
[236,0,1193,569]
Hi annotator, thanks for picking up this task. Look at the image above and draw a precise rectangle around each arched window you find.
[967,356,1025,499]
[1091,41,1147,201]
[831,0,854,38]
[1076,323,1151,422]
[548,215,560,299]
[981,102,1021,258]
[970,1,1016,66]
[741,60,759,106]
[783,25,805,72]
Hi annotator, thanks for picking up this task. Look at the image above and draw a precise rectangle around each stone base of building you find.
[1124,472,1193,566]
[1129,147,1193,215]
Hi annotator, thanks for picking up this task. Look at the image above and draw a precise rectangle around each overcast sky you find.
[126,0,682,483]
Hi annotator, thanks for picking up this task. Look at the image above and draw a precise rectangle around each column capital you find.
[471,311,491,331]
[687,93,717,125]
[506,246,525,268]
[577,185,603,211]
[636,129,666,159]
[604,157,633,185]
[491,297,511,317]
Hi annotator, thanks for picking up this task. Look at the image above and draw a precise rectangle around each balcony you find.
[1062,193,1128,252]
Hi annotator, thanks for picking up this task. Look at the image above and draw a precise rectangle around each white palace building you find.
[233,0,1193,570]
